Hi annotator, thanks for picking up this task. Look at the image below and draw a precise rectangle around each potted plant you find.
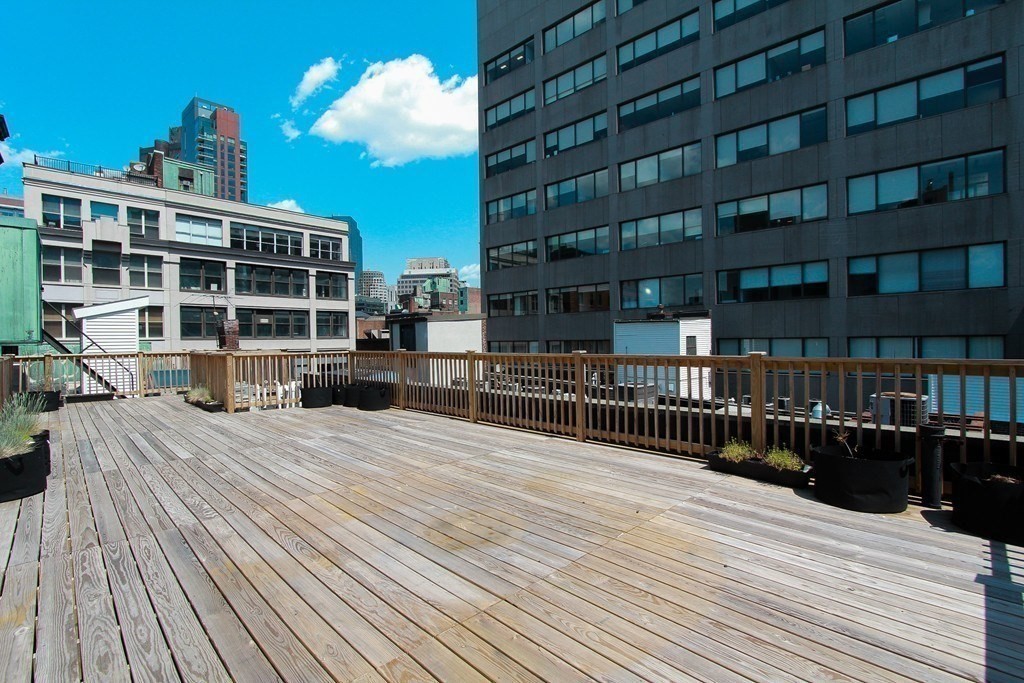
[707,440,812,487]
[948,462,1024,545]
[812,430,914,513]
[185,386,224,413]
[0,393,49,502]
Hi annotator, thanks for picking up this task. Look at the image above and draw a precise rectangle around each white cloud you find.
[270,112,282,120]
[280,119,301,142]
[0,139,63,166]
[309,54,477,168]
[267,199,305,213]
[290,57,341,109]
[458,263,481,284]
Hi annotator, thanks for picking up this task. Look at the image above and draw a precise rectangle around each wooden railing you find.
[5,349,1018,483]
[7,352,191,399]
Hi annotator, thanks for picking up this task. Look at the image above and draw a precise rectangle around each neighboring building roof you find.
[73,296,151,320]
[386,312,486,324]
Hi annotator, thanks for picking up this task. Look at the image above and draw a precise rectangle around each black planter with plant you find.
[185,386,224,413]
[0,393,49,503]
[812,433,913,513]
[707,440,812,488]
[948,462,1024,545]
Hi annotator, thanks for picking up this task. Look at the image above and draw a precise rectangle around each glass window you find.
[968,336,1003,359]
[878,252,919,293]
[91,202,118,222]
[876,82,917,125]
[876,167,919,210]
[920,337,966,359]
[920,248,966,291]
[966,150,1003,197]
[919,69,964,117]
[127,208,159,239]
[967,243,1004,288]
[175,214,223,246]
[768,115,800,155]
[637,279,660,308]
[920,157,965,203]
[91,242,121,286]
[847,94,876,135]
[965,56,1005,106]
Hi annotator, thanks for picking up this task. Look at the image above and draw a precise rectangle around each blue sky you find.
[0,0,481,285]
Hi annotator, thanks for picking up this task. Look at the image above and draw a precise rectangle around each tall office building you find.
[478,0,1021,358]
[335,216,363,286]
[396,257,460,296]
[359,269,390,301]
[142,97,249,202]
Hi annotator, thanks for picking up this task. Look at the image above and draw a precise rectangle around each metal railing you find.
[32,155,159,187]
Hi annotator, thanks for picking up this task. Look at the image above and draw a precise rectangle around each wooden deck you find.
[1,396,1022,682]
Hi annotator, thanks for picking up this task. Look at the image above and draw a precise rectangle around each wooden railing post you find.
[136,352,146,397]
[43,353,54,392]
[748,352,767,454]
[349,352,358,385]
[397,350,407,409]
[574,351,587,442]
[224,353,236,413]
[466,350,478,423]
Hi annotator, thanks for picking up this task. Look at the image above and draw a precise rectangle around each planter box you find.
[301,386,333,409]
[949,462,1024,545]
[0,436,49,502]
[197,401,224,413]
[27,391,61,412]
[342,384,362,408]
[332,386,346,406]
[707,451,812,488]
[358,385,392,411]
[812,445,913,513]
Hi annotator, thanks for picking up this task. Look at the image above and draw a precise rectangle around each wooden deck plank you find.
[3,396,1022,683]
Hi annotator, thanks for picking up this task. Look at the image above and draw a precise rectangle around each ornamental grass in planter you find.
[0,393,49,503]
[185,386,224,413]
[811,430,913,514]
[707,440,812,488]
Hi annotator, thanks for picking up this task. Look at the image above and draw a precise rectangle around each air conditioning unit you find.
[870,392,929,426]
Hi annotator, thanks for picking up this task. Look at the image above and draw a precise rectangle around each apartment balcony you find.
[1,351,1022,681]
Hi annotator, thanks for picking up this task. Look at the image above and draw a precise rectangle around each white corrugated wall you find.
[81,310,140,395]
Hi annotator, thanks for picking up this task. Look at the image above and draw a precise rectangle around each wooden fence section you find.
[6,349,1022,472]
[7,352,191,399]
[0,355,13,406]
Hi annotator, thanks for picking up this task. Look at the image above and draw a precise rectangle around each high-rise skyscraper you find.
[478,0,1021,358]
[142,97,248,202]
[396,257,460,296]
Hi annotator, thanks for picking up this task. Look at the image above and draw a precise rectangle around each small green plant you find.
[0,393,45,460]
[720,439,756,463]
[763,446,804,472]
[186,386,214,405]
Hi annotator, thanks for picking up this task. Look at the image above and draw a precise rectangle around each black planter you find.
[0,438,49,503]
[342,384,362,408]
[707,451,812,488]
[301,386,333,409]
[358,385,392,411]
[948,462,1024,545]
[811,445,913,513]
[332,386,346,405]
[34,430,51,476]
[27,391,61,412]
[197,401,224,413]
